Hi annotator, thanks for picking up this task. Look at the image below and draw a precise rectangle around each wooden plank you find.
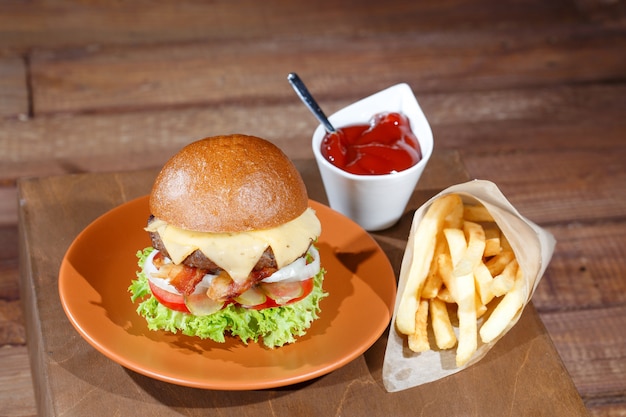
[533,222,626,311]
[423,83,626,137]
[461,148,626,225]
[434,116,626,155]
[1,83,624,181]
[542,306,626,399]
[4,80,620,169]
[0,298,25,345]
[17,169,160,417]
[0,55,28,119]
[0,106,321,201]
[0,346,37,417]
[0,261,22,349]
[0,188,18,226]
[0,226,18,262]
[0,226,21,348]
[0,82,623,237]
[0,0,583,51]
[0,261,19,301]
[28,25,626,115]
[587,401,626,417]
[574,0,626,23]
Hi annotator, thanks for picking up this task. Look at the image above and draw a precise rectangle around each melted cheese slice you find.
[146,208,321,283]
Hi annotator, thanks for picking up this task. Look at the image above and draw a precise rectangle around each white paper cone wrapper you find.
[382,180,556,392]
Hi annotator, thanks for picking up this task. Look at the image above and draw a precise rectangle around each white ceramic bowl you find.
[312,83,433,231]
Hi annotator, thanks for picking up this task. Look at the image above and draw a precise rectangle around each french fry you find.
[480,266,526,343]
[485,250,515,276]
[439,251,481,365]
[491,259,518,297]
[397,194,463,336]
[437,253,457,300]
[436,286,455,303]
[450,269,477,366]
[430,298,456,349]
[442,230,478,366]
[463,204,494,222]
[421,239,446,299]
[408,299,430,352]
[473,261,495,305]
[444,198,464,229]
[475,293,488,319]
[483,224,501,257]
[396,193,526,366]
[443,228,466,267]
[453,221,486,277]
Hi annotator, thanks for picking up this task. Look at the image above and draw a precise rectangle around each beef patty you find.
[147,216,280,273]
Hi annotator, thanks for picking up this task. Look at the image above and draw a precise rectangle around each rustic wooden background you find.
[1,1,625,416]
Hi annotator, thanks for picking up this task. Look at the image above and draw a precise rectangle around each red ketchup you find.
[320,112,422,175]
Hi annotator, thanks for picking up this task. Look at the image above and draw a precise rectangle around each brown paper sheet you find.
[382,180,556,392]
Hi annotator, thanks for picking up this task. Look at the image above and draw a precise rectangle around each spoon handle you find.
[287,73,336,133]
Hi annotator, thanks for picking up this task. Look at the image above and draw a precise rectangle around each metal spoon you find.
[287,72,336,133]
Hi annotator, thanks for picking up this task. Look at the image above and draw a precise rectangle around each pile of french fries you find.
[396,194,526,367]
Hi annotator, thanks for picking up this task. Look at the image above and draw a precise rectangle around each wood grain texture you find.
[0,55,28,119]
[542,306,626,397]
[0,0,587,51]
[0,346,37,417]
[27,26,626,115]
[534,222,626,310]
[461,148,626,224]
[0,0,624,415]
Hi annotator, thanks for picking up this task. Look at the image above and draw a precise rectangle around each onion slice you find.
[261,246,320,283]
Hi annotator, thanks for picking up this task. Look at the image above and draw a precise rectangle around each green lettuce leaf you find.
[128,247,328,348]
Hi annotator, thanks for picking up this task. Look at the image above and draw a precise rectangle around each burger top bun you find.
[150,134,309,233]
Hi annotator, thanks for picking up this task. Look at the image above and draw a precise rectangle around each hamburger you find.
[129,134,327,348]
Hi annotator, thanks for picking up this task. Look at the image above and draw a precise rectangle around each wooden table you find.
[17,152,587,416]
[1,1,625,416]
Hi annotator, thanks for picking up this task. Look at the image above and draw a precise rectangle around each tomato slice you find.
[289,278,314,304]
[148,280,190,313]
[148,275,315,313]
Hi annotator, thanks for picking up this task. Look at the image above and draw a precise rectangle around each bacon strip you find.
[152,252,208,296]
[206,267,277,301]
[170,265,208,296]
[152,252,277,299]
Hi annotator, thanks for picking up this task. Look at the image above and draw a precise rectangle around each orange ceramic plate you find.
[59,196,396,390]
